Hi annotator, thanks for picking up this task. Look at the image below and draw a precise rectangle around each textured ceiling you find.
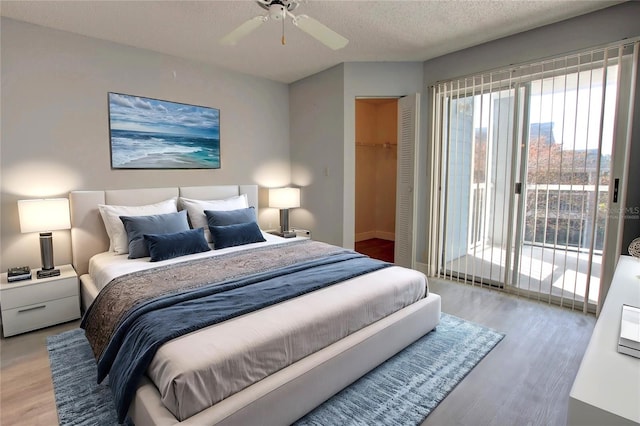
[0,0,622,83]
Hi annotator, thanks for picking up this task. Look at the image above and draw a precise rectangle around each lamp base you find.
[279,209,291,236]
[37,268,60,279]
[39,232,55,271]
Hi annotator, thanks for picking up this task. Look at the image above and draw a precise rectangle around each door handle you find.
[18,305,46,313]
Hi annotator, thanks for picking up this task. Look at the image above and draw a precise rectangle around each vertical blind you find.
[428,40,638,313]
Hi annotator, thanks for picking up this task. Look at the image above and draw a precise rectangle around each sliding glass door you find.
[514,65,619,308]
[442,87,517,288]
[434,42,637,312]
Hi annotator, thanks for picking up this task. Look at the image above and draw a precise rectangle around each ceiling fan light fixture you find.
[269,4,286,21]
[221,0,348,50]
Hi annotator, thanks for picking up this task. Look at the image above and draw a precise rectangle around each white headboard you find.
[69,185,259,275]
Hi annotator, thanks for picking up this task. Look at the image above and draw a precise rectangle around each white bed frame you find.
[69,185,441,426]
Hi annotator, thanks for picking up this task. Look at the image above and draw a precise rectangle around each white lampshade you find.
[18,198,71,233]
[269,188,300,209]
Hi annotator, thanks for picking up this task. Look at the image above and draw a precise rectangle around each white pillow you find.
[98,198,178,254]
[179,194,248,242]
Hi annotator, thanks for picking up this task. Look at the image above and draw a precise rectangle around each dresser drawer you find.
[1,295,80,337]
[1,276,78,310]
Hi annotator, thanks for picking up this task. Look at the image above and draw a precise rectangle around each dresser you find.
[568,255,640,425]
[0,264,81,337]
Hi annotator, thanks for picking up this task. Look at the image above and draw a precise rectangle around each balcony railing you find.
[469,183,608,252]
[523,183,608,252]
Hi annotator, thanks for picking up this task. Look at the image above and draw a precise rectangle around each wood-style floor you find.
[423,278,595,426]
[0,318,79,426]
[0,278,595,426]
[355,238,395,263]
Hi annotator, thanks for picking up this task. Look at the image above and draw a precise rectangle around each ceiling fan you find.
[220,0,348,50]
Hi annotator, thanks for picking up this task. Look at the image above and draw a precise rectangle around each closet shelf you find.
[356,142,397,148]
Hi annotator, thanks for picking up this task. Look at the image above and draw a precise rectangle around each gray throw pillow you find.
[144,228,211,262]
[204,207,257,227]
[120,210,190,259]
[209,221,266,250]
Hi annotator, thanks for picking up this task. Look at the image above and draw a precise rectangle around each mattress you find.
[87,237,429,421]
[149,266,427,420]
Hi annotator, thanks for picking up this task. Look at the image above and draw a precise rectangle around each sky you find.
[108,93,220,139]
[471,65,619,154]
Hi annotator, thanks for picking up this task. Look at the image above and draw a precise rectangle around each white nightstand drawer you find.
[1,276,78,310]
[1,295,80,337]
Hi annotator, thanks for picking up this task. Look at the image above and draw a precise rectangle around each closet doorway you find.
[354,98,398,263]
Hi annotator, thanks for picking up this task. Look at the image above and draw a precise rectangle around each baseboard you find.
[355,231,376,242]
[355,231,396,242]
[415,262,429,275]
[375,231,395,241]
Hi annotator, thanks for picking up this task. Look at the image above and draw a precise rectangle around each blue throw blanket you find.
[86,250,390,423]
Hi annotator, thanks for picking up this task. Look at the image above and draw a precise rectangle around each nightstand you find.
[290,228,311,239]
[0,264,80,337]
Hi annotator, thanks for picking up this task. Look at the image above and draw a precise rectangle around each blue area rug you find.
[47,313,503,425]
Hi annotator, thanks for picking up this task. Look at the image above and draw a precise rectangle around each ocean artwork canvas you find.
[108,93,220,169]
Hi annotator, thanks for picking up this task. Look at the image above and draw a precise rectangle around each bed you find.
[69,184,441,426]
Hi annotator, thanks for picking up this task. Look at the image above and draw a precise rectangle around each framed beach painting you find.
[108,92,220,169]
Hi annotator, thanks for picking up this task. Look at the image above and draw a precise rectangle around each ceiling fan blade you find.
[293,14,348,50]
[220,16,266,46]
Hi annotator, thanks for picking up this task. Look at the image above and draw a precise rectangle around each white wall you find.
[423,2,640,86]
[1,18,291,271]
[289,64,345,246]
[290,62,424,251]
[343,63,425,251]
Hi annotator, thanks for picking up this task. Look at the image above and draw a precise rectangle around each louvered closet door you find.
[394,93,420,268]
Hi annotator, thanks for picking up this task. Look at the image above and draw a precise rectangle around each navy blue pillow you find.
[120,210,189,259]
[204,207,257,227]
[144,228,211,262]
[209,221,266,250]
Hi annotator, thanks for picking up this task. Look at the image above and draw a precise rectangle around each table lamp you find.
[269,187,300,238]
[17,198,71,278]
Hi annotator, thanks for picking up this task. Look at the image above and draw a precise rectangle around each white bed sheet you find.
[88,231,288,291]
